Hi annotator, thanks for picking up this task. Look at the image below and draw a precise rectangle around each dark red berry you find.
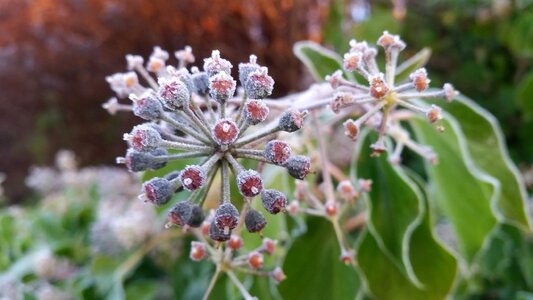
[157,76,190,110]
[214,203,240,234]
[237,170,263,197]
[132,92,163,120]
[244,67,274,99]
[284,155,311,180]
[278,110,307,132]
[245,209,267,233]
[167,200,205,227]
[142,177,173,205]
[212,119,239,145]
[264,140,291,165]
[126,125,162,152]
[261,189,287,214]
[122,148,167,172]
[244,100,269,125]
[209,221,231,242]
[179,165,206,191]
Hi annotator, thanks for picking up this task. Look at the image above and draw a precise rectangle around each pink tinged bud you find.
[284,155,311,180]
[426,105,442,123]
[179,165,206,191]
[157,77,190,110]
[325,200,337,217]
[238,54,260,86]
[358,179,373,193]
[261,189,287,214]
[190,241,206,261]
[271,267,286,283]
[106,73,128,98]
[174,45,195,64]
[244,67,274,99]
[125,125,162,152]
[343,51,363,72]
[214,203,240,232]
[325,70,343,89]
[126,54,144,70]
[146,57,165,73]
[370,140,387,156]
[237,170,263,197]
[141,177,173,205]
[443,83,458,102]
[244,209,267,233]
[262,238,276,255]
[377,31,406,50]
[131,93,163,121]
[248,251,264,269]
[349,39,369,52]
[343,119,359,140]
[264,140,292,165]
[331,93,353,114]
[287,200,299,216]
[203,50,233,77]
[337,180,355,199]
[409,68,430,92]
[102,97,120,115]
[209,71,236,102]
[369,74,389,98]
[212,119,239,145]
[228,235,243,250]
[151,46,170,61]
[278,110,308,132]
[244,100,270,125]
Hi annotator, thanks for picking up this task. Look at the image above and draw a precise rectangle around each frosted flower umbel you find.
[326,31,459,160]
[105,47,310,240]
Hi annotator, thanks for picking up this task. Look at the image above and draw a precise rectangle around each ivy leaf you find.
[293,41,353,82]
[395,48,431,82]
[279,218,359,300]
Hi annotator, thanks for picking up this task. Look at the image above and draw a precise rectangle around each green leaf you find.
[279,218,359,300]
[410,116,497,263]
[438,96,531,231]
[516,72,533,121]
[352,131,423,286]
[395,48,432,82]
[293,41,352,82]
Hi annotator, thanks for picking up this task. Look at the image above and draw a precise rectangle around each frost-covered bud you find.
[349,39,369,52]
[337,180,356,200]
[284,155,311,180]
[209,220,231,242]
[190,241,206,261]
[157,76,190,110]
[131,92,163,120]
[106,73,128,98]
[123,71,139,88]
[331,92,353,114]
[248,251,264,269]
[369,73,389,99]
[244,209,267,233]
[212,119,239,145]
[146,56,165,73]
[167,201,205,227]
[151,46,169,61]
[343,119,359,141]
[124,124,162,152]
[173,68,195,93]
[102,97,121,115]
[120,148,167,172]
[243,100,269,125]
[262,238,276,255]
[204,50,233,77]
[238,55,260,86]
[126,54,144,70]
[326,70,344,89]
[209,71,236,103]
[191,68,210,95]
[175,46,195,64]
[443,83,458,102]
[287,200,299,215]
[214,203,240,234]
[358,179,373,193]
[264,140,291,165]
[325,200,337,217]
[261,189,287,214]
[427,105,442,123]
[340,248,355,265]
[228,235,243,250]
[409,68,430,92]
[377,31,405,50]
[179,165,206,191]
[244,67,274,99]
[271,267,286,283]
[278,110,308,132]
[237,170,263,197]
[343,51,363,72]
[141,177,173,205]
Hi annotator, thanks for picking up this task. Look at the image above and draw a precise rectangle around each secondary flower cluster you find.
[104,47,310,242]
[326,31,459,162]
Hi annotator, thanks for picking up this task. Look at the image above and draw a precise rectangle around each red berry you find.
[237,170,263,197]
[264,140,291,165]
[179,165,206,191]
[212,119,239,145]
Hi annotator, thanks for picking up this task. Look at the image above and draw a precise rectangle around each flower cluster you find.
[326,31,459,163]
